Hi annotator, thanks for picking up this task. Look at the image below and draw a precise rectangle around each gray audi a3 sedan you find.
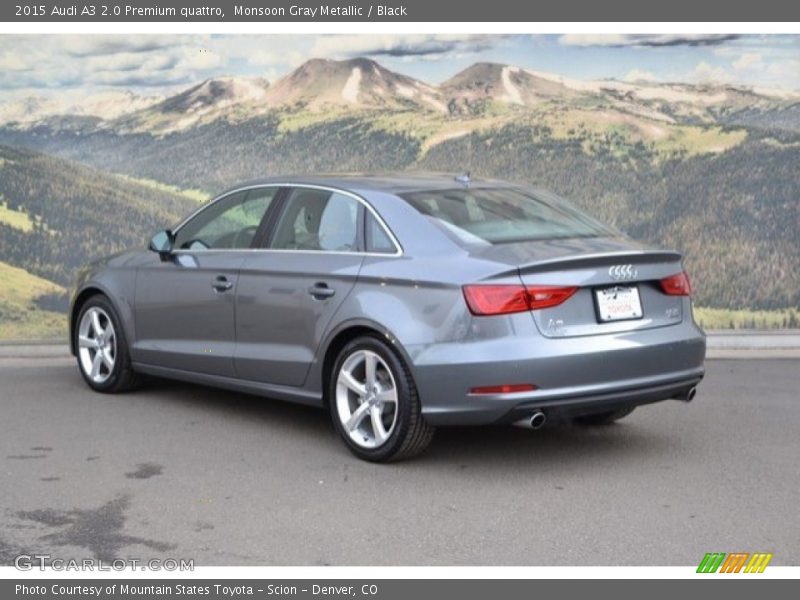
[70,174,705,461]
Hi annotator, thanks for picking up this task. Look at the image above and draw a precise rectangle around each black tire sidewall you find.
[329,336,416,462]
[75,295,129,393]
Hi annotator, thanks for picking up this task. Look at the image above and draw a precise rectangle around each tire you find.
[329,335,434,462]
[74,294,142,393]
[574,406,635,426]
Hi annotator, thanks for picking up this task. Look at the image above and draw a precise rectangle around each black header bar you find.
[3,0,800,22]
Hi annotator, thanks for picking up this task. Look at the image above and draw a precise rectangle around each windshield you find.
[401,187,614,245]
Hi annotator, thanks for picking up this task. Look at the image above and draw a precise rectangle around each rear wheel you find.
[329,335,434,462]
[574,407,635,426]
[75,295,141,393]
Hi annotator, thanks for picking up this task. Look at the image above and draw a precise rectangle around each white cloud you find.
[0,35,228,94]
[558,34,630,47]
[246,48,306,68]
[60,36,182,57]
[0,34,797,105]
[177,45,224,70]
[559,34,739,47]
[766,59,800,81]
[310,34,501,58]
[0,52,28,71]
[733,52,764,71]
[623,69,659,82]
[84,51,178,73]
[686,61,735,84]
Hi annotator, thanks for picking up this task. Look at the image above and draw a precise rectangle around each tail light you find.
[526,285,579,310]
[463,284,578,316]
[462,285,529,315]
[660,271,692,296]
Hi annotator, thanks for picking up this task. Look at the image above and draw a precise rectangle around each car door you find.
[132,186,280,376]
[234,186,365,386]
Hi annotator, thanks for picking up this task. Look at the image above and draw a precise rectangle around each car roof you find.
[216,172,520,198]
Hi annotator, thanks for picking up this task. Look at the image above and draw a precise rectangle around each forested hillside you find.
[420,127,799,310]
[0,144,198,289]
[0,116,420,192]
[1,117,796,311]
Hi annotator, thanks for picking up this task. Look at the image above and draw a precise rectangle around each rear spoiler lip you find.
[514,250,683,275]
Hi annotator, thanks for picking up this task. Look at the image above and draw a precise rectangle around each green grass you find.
[0,199,35,232]
[0,300,66,340]
[0,261,66,339]
[275,106,358,133]
[694,306,800,330]
[656,125,747,157]
[503,107,747,159]
[114,173,209,203]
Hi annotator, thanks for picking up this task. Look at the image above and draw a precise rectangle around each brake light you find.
[462,285,528,315]
[526,285,579,310]
[660,271,692,296]
[463,284,578,316]
[470,384,537,395]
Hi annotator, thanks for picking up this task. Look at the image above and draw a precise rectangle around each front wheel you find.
[75,294,141,393]
[329,336,434,462]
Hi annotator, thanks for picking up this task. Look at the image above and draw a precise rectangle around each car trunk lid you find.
[470,237,687,338]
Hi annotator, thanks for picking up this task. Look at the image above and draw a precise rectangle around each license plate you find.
[595,285,643,322]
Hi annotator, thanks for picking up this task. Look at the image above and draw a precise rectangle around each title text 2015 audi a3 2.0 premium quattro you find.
[70,174,705,461]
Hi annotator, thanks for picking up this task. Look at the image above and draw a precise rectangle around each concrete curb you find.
[0,343,70,359]
[705,329,800,349]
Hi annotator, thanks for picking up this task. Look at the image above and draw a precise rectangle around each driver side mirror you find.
[149,229,175,260]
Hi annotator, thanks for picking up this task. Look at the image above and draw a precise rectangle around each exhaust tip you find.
[512,411,547,430]
[675,386,697,402]
[530,411,547,430]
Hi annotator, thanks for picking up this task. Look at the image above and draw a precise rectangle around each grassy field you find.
[694,306,799,330]
[0,199,35,232]
[115,173,209,203]
[0,261,66,340]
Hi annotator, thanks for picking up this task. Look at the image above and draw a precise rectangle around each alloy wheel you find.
[335,349,399,449]
[77,306,117,384]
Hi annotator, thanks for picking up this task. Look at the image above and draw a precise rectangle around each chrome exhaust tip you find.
[675,386,697,402]
[513,411,547,430]
[530,411,547,430]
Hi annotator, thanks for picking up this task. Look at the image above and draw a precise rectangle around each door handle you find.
[308,282,335,299]
[212,275,234,293]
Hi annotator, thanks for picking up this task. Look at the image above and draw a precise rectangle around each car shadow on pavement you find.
[125,373,675,472]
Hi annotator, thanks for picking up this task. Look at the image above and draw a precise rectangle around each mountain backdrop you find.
[1,57,798,338]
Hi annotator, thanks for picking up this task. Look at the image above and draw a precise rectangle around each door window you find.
[175,187,277,250]
[269,188,361,252]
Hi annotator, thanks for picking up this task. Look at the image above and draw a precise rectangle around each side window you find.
[270,189,361,252]
[175,187,277,250]
[365,212,397,254]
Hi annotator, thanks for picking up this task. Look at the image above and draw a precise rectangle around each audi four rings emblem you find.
[608,264,638,280]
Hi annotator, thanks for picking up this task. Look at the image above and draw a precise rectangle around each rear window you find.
[401,187,613,244]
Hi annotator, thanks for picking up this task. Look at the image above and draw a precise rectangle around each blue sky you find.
[1,34,798,100]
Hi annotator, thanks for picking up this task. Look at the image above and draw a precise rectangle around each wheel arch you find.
[318,319,415,408]
[69,285,125,356]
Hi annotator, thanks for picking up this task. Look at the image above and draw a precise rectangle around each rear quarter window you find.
[365,212,397,254]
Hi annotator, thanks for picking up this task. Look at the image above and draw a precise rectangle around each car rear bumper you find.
[408,319,706,426]
[496,370,703,424]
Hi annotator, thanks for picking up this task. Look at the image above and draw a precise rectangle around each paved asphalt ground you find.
[0,357,797,566]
